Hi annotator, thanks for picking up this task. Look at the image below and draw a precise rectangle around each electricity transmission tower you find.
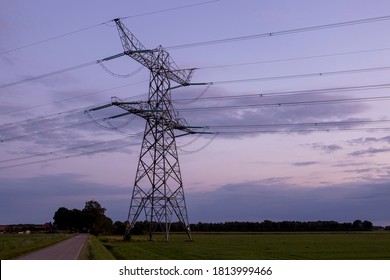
[111,19,207,241]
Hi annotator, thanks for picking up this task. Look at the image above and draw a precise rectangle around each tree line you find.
[53,201,386,236]
[53,200,113,235]
[189,220,374,232]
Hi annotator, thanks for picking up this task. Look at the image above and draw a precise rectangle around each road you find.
[17,234,89,260]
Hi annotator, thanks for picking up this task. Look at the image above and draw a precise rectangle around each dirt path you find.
[17,234,89,260]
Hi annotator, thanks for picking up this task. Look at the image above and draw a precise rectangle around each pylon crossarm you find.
[107,112,132,120]
[88,103,113,112]
[165,68,195,86]
[111,96,203,134]
[114,19,193,86]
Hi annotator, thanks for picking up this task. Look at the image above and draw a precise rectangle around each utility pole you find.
[111,19,207,241]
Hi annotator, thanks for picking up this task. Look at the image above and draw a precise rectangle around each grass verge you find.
[0,233,72,260]
[87,235,116,260]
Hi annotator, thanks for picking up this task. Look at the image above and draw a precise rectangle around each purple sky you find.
[1,0,390,226]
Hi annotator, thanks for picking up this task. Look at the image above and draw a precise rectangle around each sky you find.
[1,0,390,226]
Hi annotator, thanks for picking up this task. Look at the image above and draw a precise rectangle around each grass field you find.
[0,233,72,260]
[97,232,390,260]
[2,232,389,260]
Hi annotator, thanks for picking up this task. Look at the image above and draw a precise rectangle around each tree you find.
[53,207,71,230]
[113,221,129,235]
[353,220,363,230]
[53,201,113,234]
[69,209,85,232]
[82,200,112,235]
[362,220,373,231]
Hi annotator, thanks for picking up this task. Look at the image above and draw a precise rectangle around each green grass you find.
[96,232,390,260]
[0,233,72,260]
[87,235,116,260]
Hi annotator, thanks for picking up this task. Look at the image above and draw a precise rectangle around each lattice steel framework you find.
[112,19,200,241]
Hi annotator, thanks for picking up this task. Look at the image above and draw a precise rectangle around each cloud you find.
[343,168,374,174]
[2,173,390,227]
[348,136,390,145]
[0,106,143,161]
[293,161,318,166]
[175,86,369,137]
[307,143,343,153]
[0,173,130,224]
[331,162,368,168]
[187,180,390,225]
[349,147,390,157]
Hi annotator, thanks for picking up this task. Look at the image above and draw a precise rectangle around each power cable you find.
[0,136,133,165]
[0,80,147,118]
[0,22,108,56]
[205,119,390,135]
[4,96,390,143]
[0,112,106,143]
[0,140,141,170]
[0,52,131,90]
[167,14,390,50]
[120,0,220,20]
[2,12,390,91]
[209,65,390,85]
[0,87,149,132]
[207,119,390,130]
[174,83,212,104]
[177,134,217,154]
[177,134,204,148]
[213,126,390,135]
[3,55,389,94]
[3,85,390,137]
[2,123,390,170]
[0,107,85,131]
[3,79,390,136]
[178,95,390,112]
[0,0,220,56]
[85,109,140,137]
[0,60,98,89]
[97,62,144,78]
[197,47,390,70]
[173,83,390,103]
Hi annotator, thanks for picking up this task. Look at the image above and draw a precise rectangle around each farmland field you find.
[0,233,72,260]
[97,232,390,260]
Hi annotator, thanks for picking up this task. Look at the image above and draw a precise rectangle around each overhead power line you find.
[3,51,390,92]
[210,65,390,85]
[0,109,83,133]
[213,127,390,135]
[208,119,390,129]
[120,0,220,20]
[3,92,390,143]
[0,22,107,56]
[206,119,390,135]
[167,14,390,50]
[0,80,147,118]
[0,60,97,89]
[173,82,390,103]
[0,0,220,56]
[3,117,390,170]
[3,81,390,136]
[0,140,139,170]
[197,46,390,70]
[177,95,390,112]
[0,109,141,143]
[0,136,131,165]
[0,53,128,89]
[2,11,390,58]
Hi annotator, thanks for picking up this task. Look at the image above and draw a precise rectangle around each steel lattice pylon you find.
[111,19,203,241]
